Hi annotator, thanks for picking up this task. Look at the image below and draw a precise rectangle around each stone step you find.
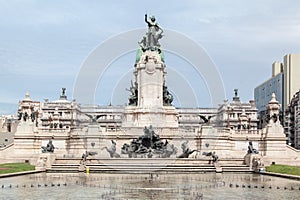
[53,158,215,165]
[47,168,79,173]
[221,165,249,168]
[86,163,215,167]
[50,163,215,169]
[87,166,215,170]
[87,169,216,173]
[86,166,215,170]
[85,165,217,173]
[47,167,216,173]
[48,162,216,173]
[51,165,80,169]
[221,166,252,172]
[52,163,80,166]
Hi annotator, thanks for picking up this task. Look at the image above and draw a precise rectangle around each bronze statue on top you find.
[139,14,164,52]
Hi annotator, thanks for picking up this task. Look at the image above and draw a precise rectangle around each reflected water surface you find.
[0,172,299,199]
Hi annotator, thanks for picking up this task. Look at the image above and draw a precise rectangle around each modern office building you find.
[283,54,300,111]
[254,62,284,127]
[254,54,300,127]
[254,62,283,113]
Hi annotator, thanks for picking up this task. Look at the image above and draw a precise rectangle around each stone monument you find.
[122,14,178,131]
[260,93,287,161]
[14,92,41,157]
[1,15,298,171]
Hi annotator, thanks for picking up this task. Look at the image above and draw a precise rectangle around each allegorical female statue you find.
[139,14,164,51]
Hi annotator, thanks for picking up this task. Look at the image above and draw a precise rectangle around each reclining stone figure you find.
[41,140,54,153]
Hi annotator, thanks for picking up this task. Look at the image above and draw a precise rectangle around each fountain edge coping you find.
[258,171,300,181]
[0,170,45,179]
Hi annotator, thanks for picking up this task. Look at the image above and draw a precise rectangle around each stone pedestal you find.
[122,50,178,129]
[122,106,178,128]
[13,122,41,157]
[263,124,287,157]
[78,163,85,172]
[259,93,289,165]
[36,153,56,171]
[16,121,35,135]
[261,126,287,166]
[244,153,263,171]
[85,124,104,151]
[198,126,234,157]
[215,163,222,173]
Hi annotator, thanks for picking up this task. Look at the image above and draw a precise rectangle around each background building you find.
[285,90,300,149]
[254,54,300,131]
[254,62,283,128]
[217,89,258,132]
[0,115,18,147]
[17,88,258,137]
[283,54,300,111]
[254,61,283,113]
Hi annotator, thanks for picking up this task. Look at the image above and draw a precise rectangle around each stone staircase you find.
[85,163,216,173]
[48,163,81,173]
[47,157,253,173]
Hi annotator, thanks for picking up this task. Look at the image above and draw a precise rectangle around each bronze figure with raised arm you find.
[139,14,163,51]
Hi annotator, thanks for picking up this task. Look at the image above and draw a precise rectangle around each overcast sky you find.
[1,0,300,114]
